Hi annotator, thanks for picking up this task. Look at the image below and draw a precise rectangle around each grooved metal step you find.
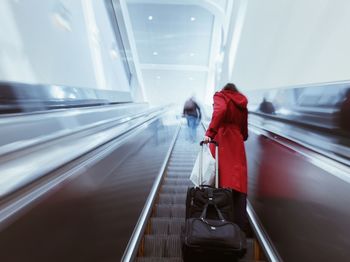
[166,172,191,177]
[158,193,186,205]
[160,185,188,194]
[149,217,185,235]
[162,178,193,186]
[154,204,186,218]
[136,258,183,262]
[143,235,182,257]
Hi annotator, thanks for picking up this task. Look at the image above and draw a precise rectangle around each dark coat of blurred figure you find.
[259,97,275,114]
[183,97,201,142]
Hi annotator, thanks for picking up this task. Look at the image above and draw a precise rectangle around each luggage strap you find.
[201,188,225,221]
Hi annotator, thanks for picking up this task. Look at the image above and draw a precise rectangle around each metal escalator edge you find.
[121,124,181,262]
[247,202,282,262]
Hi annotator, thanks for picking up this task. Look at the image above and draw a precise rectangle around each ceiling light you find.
[110,49,118,59]
[189,77,194,81]
[156,76,161,79]
[52,12,72,32]
[190,17,196,21]
[153,51,158,56]
[148,15,153,21]
[190,53,195,57]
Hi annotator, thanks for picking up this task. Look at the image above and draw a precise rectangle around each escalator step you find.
[161,185,188,194]
[168,219,184,234]
[240,260,266,262]
[154,205,171,217]
[168,164,193,169]
[241,239,255,260]
[154,204,185,218]
[170,154,196,158]
[164,235,182,257]
[158,193,186,205]
[150,217,184,235]
[167,162,194,167]
[169,157,196,161]
[150,218,169,235]
[166,170,192,178]
[136,258,182,262]
[171,150,197,154]
[162,178,192,186]
[166,175,190,179]
[141,237,258,261]
[170,153,196,157]
[168,160,195,165]
[167,168,193,174]
[167,166,193,170]
[143,235,182,258]
[171,205,186,218]
[173,194,187,204]
[143,235,166,257]
[158,194,173,204]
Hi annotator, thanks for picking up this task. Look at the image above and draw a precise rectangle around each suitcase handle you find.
[197,185,216,189]
[200,201,226,222]
[199,140,219,188]
[200,140,218,146]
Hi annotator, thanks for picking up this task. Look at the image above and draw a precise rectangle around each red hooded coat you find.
[206,90,248,193]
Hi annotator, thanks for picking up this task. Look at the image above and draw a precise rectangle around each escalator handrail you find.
[0,104,154,156]
[249,123,350,184]
[0,107,170,230]
[121,124,181,262]
[0,106,170,199]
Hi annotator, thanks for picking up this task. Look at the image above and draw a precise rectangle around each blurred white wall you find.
[219,0,350,91]
[0,0,131,92]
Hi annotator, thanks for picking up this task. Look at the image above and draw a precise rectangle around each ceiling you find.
[122,0,230,106]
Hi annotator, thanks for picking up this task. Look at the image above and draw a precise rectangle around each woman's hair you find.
[222,83,238,92]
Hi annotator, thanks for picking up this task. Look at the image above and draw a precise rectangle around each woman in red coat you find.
[204,83,249,233]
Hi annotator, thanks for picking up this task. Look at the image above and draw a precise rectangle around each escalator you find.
[0,105,179,261]
[133,125,266,262]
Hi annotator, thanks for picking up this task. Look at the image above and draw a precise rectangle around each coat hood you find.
[220,90,248,109]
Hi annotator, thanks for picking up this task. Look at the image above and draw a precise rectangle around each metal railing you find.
[121,124,181,262]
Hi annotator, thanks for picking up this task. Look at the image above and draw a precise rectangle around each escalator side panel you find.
[0,118,177,262]
[246,131,350,262]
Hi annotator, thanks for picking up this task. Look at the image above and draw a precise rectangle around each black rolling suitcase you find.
[182,140,247,261]
[185,141,234,222]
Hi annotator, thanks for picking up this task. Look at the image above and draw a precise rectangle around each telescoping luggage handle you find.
[199,140,219,188]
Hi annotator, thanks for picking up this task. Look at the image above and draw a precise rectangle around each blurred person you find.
[183,96,201,142]
[203,83,249,234]
[259,97,275,114]
[339,88,350,132]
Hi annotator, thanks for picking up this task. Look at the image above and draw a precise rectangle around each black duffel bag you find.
[182,200,246,262]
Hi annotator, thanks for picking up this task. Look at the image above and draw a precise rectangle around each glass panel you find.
[0,0,131,93]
